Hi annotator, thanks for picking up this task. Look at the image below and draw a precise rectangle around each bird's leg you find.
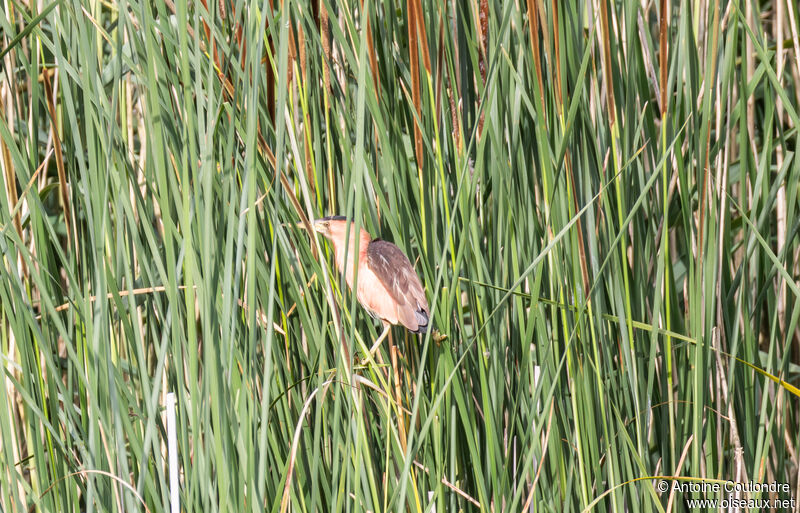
[368,323,391,354]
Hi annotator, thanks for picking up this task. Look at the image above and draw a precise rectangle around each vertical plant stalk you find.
[551,1,589,293]
[166,392,179,513]
[599,0,616,129]
[527,0,550,230]
[298,24,315,197]
[233,2,247,70]
[785,0,800,102]
[390,334,407,458]
[0,71,25,278]
[599,0,639,507]
[389,333,422,513]
[434,7,444,134]
[42,68,72,248]
[774,0,786,338]
[552,7,607,511]
[361,0,380,98]
[550,0,563,112]
[319,0,331,100]
[360,0,381,220]
[317,0,335,214]
[783,0,800,367]
[599,0,636,362]
[267,0,277,122]
[446,73,461,154]
[298,23,307,88]
[658,0,677,474]
[697,0,719,273]
[408,0,423,172]
[598,0,630,351]
[526,0,546,116]
[409,0,430,248]
[0,45,27,499]
[448,0,462,153]
[197,0,221,71]
[286,3,296,86]
[476,0,488,138]
[413,0,432,76]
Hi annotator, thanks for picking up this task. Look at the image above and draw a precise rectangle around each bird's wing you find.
[366,239,430,333]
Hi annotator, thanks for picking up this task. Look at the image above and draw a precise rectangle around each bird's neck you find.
[334,229,371,287]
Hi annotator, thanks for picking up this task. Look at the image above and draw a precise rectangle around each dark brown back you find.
[366,239,429,333]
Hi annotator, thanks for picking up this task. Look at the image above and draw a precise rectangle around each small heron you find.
[303,216,429,353]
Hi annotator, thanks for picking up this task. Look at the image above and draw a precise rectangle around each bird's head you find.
[311,216,348,239]
[297,216,369,257]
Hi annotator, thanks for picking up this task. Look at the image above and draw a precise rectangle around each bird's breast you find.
[355,264,400,326]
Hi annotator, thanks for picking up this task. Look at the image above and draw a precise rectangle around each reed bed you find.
[1,0,799,511]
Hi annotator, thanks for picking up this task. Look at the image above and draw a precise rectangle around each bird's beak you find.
[286,219,329,236]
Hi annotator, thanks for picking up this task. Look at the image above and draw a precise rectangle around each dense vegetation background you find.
[2,0,799,510]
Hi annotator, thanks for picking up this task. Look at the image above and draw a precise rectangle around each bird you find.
[302,216,429,353]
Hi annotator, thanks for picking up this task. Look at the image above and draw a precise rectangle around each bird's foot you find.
[432,329,447,343]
